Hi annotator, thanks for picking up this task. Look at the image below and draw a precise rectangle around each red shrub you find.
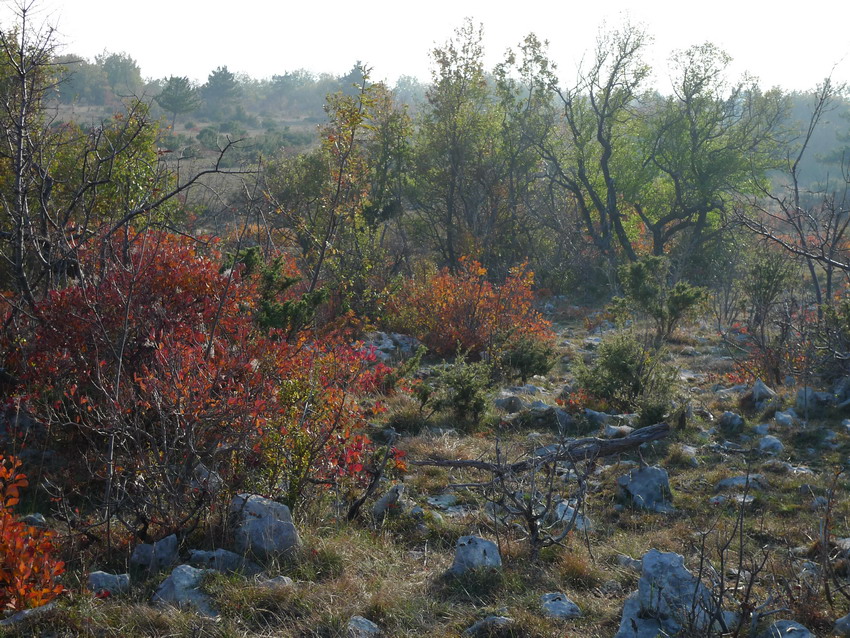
[0,456,64,611]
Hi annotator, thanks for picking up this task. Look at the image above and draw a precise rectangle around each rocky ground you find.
[5,315,850,637]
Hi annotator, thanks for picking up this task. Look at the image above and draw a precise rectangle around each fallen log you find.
[411,422,670,475]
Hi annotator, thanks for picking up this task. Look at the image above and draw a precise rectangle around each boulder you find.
[229,494,301,561]
[494,394,526,414]
[757,620,815,638]
[796,387,834,418]
[448,536,502,575]
[152,564,217,617]
[835,612,850,637]
[740,380,777,412]
[347,615,382,637]
[614,549,720,637]
[188,548,262,575]
[87,571,130,596]
[774,410,798,427]
[718,411,745,435]
[130,533,179,572]
[617,466,674,513]
[758,435,784,455]
[540,592,581,619]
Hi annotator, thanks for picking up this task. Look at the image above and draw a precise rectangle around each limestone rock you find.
[347,615,381,637]
[757,620,815,638]
[540,592,581,619]
[448,536,502,575]
[152,564,217,617]
[617,466,674,513]
[229,494,301,561]
[758,435,784,455]
[718,411,745,434]
[373,484,405,519]
[796,387,834,418]
[188,548,262,575]
[614,549,719,637]
[494,394,526,414]
[552,501,592,532]
[835,612,850,637]
[87,571,130,596]
[130,533,179,572]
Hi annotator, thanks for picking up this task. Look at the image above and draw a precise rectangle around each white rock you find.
[87,571,130,595]
[541,592,581,619]
[757,619,815,638]
[758,435,784,454]
[448,536,502,575]
[188,548,262,575]
[152,564,217,617]
[617,466,674,513]
[347,615,381,637]
[229,494,301,560]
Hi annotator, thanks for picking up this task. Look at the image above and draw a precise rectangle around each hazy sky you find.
[4,0,849,91]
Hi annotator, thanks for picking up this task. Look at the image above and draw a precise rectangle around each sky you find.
[4,0,850,92]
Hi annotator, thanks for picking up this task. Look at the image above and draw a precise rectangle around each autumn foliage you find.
[0,456,64,612]
[3,229,400,540]
[387,258,554,360]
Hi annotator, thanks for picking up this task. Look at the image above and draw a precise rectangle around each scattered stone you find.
[373,484,405,519]
[87,571,130,596]
[362,332,421,362]
[229,494,301,561]
[718,411,744,434]
[552,501,592,532]
[540,592,581,619]
[584,408,611,426]
[740,379,777,412]
[758,435,784,455]
[427,492,458,509]
[613,549,719,638]
[464,616,513,636]
[20,512,47,528]
[796,387,834,418]
[494,394,526,413]
[616,466,674,513]
[774,410,798,427]
[347,615,382,637]
[152,564,217,617]
[191,462,222,492]
[188,548,262,575]
[753,423,771,435]
[835,612,850,637]
[757,620,815,638]
[130,533,179,572]
[448,536,502,575]
[715,474,765,491]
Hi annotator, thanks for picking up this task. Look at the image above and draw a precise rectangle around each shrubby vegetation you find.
[3,4,850,635]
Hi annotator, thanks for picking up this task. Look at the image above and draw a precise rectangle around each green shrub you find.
[612,256,707,345]
[574,332,677,420]
[498,334,556,383]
